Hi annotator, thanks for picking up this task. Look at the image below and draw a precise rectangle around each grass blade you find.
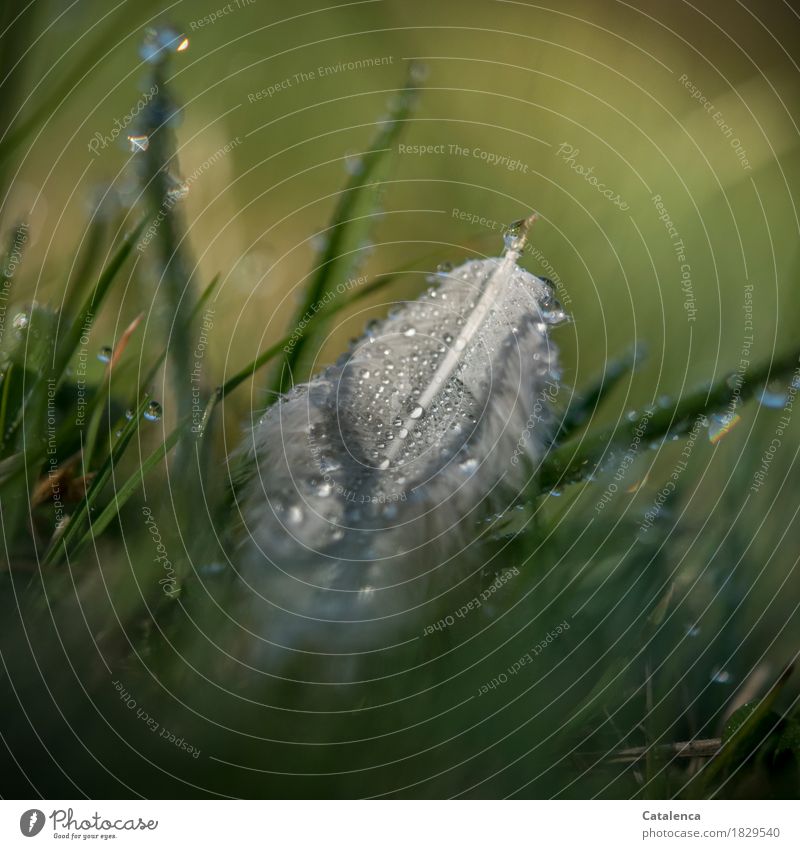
[43,394,152,565]
[197,268,406,436]
[685,665,794,796]
[558,346,645,442]
[138,273,221,394]
[68,419,185,561]
[540,346,800,491]
[272,65,421,392]
[54,217,148,378]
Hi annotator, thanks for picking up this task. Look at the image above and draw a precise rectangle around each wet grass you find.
[1,6,799,800]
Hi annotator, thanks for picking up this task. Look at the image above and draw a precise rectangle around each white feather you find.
[232,216,566,682]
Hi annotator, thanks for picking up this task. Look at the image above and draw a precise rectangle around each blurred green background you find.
[1,0,800,799]
[8,0,800,409]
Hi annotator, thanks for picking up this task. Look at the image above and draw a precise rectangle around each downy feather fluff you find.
[232,216,567,687]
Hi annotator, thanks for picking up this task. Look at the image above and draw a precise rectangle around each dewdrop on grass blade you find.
[232,214,567,679]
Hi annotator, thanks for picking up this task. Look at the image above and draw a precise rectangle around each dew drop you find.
[409,60,429,83]
[710,668,732,684]
[143,401,163,422]
[708,412,741,444]
[319,456,341,473]
[128,135,149,153]
[12,312,29,330]
[311,233,328,253]
[344,150,364,175]
[166,181,189,202]
[97,346,112,364]
[140,27,187,63]
[409,405,424,420]
[758,382,788,409]
[503,217,530,252]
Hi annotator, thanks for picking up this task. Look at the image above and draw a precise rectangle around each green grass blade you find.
[60,211,109,319]
[273,66,421,392]
[43,394,151,565]
[137,61,198,425]
[54,217,148,379]
[1,221,29,287]
[558,346,644,442]
[191,272,221,319]
[685,665,793,796]
[68,420,185,561]
[0,364,13,452]
[139,273,221,393]
[540,346,800,491]
[197,267,407,436]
